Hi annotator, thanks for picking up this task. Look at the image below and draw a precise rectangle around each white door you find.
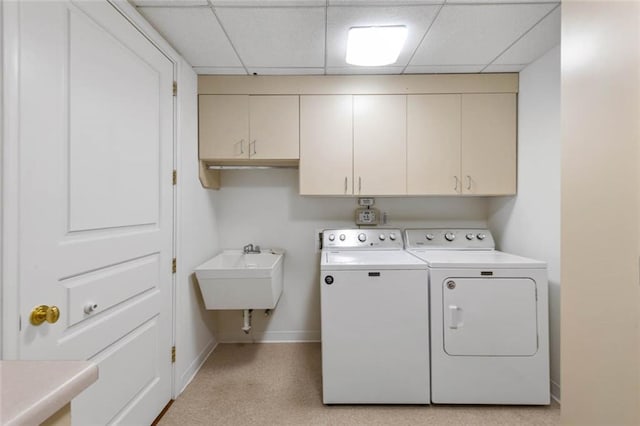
[443,278,538,356]
[15,2,174,424]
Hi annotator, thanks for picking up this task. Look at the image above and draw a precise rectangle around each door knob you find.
[30,305,60,325]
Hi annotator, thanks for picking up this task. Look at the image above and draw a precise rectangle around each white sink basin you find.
[195,249,284,310]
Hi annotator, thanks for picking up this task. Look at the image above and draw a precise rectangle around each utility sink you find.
[194,249,284,310]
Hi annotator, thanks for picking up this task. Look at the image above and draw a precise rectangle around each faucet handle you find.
[254,245,261,253]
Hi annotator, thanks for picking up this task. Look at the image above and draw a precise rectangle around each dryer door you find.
[443,277,538,356]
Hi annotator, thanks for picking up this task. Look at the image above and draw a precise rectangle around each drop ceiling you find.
[133,0,560,75]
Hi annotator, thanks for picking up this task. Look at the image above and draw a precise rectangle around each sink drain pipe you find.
[242,309,253,334]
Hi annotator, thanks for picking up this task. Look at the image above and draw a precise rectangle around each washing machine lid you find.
[407,249,546,269]
[321,249,428,270]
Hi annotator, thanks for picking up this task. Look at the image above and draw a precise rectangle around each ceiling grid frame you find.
[134,0,561,75]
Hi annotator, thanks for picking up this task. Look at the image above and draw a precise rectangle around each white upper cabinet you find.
[353,95,407,196]
[249,95,299,160]
[461,93,517,195]
[199,94,299,161]
[407,94,462,195]
[199,95,249,160]
[300,95,353,195]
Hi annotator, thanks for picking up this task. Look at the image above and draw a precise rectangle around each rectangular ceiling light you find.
[346,26,408,67]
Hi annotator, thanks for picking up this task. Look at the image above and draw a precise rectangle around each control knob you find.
[477,233,486,240]
[445,232,456,242]
[328,234,335,241]
[425,233,434,241]
[339,234,346,241]
[358,233,367,242]
[466,233,475,240]
[379,234,386,241]
[389,233,396,241]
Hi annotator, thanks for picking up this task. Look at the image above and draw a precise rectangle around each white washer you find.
[405,228,550,405]
[320,229,430,404]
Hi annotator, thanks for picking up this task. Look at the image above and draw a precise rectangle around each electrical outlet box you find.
[355,207,380,225]
[358,198,375,207]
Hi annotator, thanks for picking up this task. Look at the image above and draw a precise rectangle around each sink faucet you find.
[243,243,261,254]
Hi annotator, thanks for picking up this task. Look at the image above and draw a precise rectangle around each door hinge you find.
[172,81,177,96]
[172,170,177,186]
[172,258,177,274]
[171,346,176,363]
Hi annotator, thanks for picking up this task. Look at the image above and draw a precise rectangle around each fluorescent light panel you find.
[346,26,408,67]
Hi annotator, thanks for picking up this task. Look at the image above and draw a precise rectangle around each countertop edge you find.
[2,361,99,426]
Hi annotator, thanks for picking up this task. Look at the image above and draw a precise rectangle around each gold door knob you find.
[30,305,60,325]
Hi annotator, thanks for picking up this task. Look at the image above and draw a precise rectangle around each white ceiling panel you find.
[482,64,525,73]
[248,67,326,75]
[493,6,560,65]
[193,67,248,74]
[133,0,208,6]
[405,65,484,73]
[215,7,325,68]
[137,7,242,67]
[213,0,326,6]
[327,66,405,75]
[326,5,440,68]
[447,0,557,3]
[410,3,556,66]
[329,1,443,5]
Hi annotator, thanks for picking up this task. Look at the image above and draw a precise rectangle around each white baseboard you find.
[550,380,561,404]
[218,330,321,343]
[176,339,218,397]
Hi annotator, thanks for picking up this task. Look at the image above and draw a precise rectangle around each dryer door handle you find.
[448,305,463,329]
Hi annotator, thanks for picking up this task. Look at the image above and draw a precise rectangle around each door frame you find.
[0,0,186,399]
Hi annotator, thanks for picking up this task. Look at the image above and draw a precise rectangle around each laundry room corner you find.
[488,45,561,402]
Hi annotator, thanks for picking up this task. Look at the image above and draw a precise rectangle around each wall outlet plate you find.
[358,198,375,207]
[355,207,380,225]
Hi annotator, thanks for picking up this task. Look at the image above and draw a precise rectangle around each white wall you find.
[488,45,561,400]
[213,169,489,342]
[561,2,640,423]
[174,59,220,395]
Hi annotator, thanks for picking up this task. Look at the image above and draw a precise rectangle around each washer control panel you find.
[322,229,403,250]
[404,228,495,250]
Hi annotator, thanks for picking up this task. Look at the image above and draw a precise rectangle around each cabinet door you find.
[354,95,407,195]
[300,95,353,195]
[199,95,249,160]
[249,95,299,160]
[407,95,461,195]
[461,94,516,195]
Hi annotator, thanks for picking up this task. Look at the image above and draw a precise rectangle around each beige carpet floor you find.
[159,343,559,426]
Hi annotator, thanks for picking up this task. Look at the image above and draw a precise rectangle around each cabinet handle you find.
[249,140,256,157]
[454,176,459,192]
[238,139,245,154]
[358,177,362,194]
[344,177,348,194]
[466,175,472,190]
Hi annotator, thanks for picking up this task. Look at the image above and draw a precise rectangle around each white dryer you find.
[320,229,430,404]
[405,228,550,405]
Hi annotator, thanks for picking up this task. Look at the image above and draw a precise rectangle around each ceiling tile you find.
[493,6,560,65]
[329,0,443,5]
[409,3,557,66]
[326,5,440,68]
[193,67,248,75]
[247,67,325,75]
[446,0,558,3]
[482,64,525,73]
[327,66,405,75]
[213,0,325,5]
[132,1,208,6]
[137,7,242,67]
[404,65,484,73]
[215,7,325,68]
